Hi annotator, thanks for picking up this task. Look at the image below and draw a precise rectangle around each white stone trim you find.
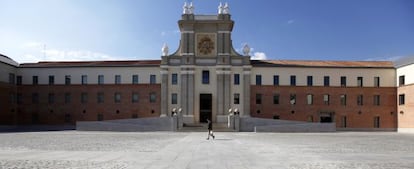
[398,128,414,133]
[243,65,252,69]
[181,31,194,33]
[180,65,195,69]
[160,70,169,75]
[218,53,230,56]
[160,65,169,69]
[216,65,232,69]
[216,70,231,74]
[243,71,251,75]
[181,70,195,74]
[181,53,194,56]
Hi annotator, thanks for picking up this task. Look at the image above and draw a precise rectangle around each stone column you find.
[160,68,169,117]
[224,71,231,115]
[216,71,224,116]
[243,66,251,117]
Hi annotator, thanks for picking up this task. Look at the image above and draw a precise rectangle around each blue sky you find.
[1,0,413,63]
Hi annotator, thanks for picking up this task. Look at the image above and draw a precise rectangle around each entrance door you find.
[320,112,334,123]
[199,94,212,123]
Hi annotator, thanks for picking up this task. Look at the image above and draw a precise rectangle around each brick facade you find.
[12,84,160,125]
[251,85,397,129]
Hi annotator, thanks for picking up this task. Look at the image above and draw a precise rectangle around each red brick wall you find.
[0,82,17,125]
[15,84,161,125]
[398,84,414,128]
[251,85,397,129]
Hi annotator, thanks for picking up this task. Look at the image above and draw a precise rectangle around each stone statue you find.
[183,2,189,14]
[188,2,194,14]
[162,43,169,56]
[243,44,250,56]
[223,2,230,14]
[218,2,223,14]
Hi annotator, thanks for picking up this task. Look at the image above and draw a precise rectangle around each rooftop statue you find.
[188,2,194,14]
[183,2,189,14]
[243,44,250,56]
[218,2,223,14]
[223,2,230,14]
[162,43,169,56]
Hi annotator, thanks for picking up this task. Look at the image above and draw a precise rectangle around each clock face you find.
[196,33,216,56]
[198,37,214,55]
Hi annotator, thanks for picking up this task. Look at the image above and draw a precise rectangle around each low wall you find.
[76,117,174,132]
[241,117,336,132]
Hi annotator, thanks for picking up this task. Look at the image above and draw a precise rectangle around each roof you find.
[19,60,161,68]
[0,53,19,67]
[251,60,394,68]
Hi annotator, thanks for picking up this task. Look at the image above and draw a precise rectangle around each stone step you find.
[179,123,236,132]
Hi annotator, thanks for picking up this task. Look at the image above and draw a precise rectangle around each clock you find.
[196,33,216,56]
[198,37,214,55]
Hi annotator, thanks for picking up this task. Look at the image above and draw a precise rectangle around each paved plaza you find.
[0,131,413,169]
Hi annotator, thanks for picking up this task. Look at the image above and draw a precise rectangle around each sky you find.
[1,0,413,63]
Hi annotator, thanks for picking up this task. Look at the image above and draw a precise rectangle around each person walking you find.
[206,119,215,140]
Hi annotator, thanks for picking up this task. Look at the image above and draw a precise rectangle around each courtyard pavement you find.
[0,131,413,169]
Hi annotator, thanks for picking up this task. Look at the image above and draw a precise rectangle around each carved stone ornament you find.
[197,36,215,55]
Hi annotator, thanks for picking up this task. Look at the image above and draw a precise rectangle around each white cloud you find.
[251,52,267,60]
[23,42,44,49]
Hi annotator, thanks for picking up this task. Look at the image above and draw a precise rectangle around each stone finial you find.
[223,2,230,14]
[218,2,223,14]
[242,44,250,56]
[183,2,189,14]
[162,43,169,56]
[188,2,194,14]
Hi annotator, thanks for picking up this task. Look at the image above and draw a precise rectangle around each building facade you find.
[0,3,413,131]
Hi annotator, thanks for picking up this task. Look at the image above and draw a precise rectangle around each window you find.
[98,75,104,84]
[273,75,279,86]
[290,76,296,86]
[172,73,178,85]
[65,75,71,85]
[399,94,405,105]
[374,95,380,106]
[48,93,55,104]
[234,93,240,104]
[255,75,262,85]
[323,94,330,105]
[115,75,121,84]
[81,92,88,103]
[273,94,280,104]
[324,76,330,87]
[114,92,121,103]
[150,75,156,84]
[97,114,104,121]
[9,73,15,84]
[256,93,262,104]
[97,92,104,103]
[132,92,139,103]
[357,95,363,106]
[9,93,15,104]
[290,94,296,105]
[149,92,156,103]
[307,94,313,105]
[32,93,39,104]
[132,75,139,84]
[16,76,22,85]
[340,76,347,87]
[81,75,87,85]
[399,75,405,86]
[172,93,178,104]
[340,94,347,106]
[307,76,313,86]
[65,93,71,104]
[32,76,38,85]
[49,75,54,85]
[16,93,22,104]
[202,71,209,84]
[374,116,380,128]
[357,77,363,87]
[234,74,240,85]
[341,116,347,128]
[374,77,380,87]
